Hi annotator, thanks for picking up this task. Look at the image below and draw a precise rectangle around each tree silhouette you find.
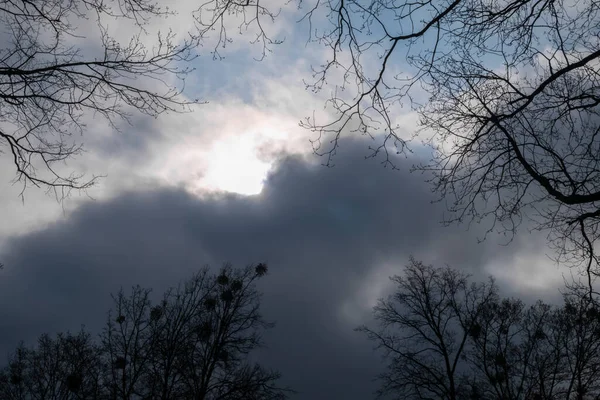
[360,258,600,399]
[102,285,155,399]
[357,258,498,400]
[0,0,280,198]
[173,0,600,286]
[0,329,103,399]
[279,0,600,284]
[0,263,290,400]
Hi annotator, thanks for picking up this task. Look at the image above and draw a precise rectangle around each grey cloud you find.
[0,137,554,399]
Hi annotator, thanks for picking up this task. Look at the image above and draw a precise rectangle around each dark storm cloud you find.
[0,138,548,399]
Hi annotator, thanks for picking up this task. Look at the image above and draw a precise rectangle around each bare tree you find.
[0,0,285,198]
[160,263,286,400]
[100,262,290,400]
[0,343,30,400]
[469,286,600,399]
[194,0,283,61]
[551,284,600,399]
[285,0,600,285]
[184,0,600,286]
[101,285,155,399]
[467,299,556,400]
[0,263,289,399]
[359,259,600,400]
[0,0,195,196]
[357,258,498,400]
[0,329,103,400]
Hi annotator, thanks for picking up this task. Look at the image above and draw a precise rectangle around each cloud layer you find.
[0,137,564,399]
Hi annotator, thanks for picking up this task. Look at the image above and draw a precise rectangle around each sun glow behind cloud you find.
[197,134,273,195]
[121,95,314,197]
[148,107,308,197]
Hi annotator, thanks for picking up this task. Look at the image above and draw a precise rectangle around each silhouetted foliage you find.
[0,263,290,400]
[359,258,600,400]
[255,263,268,277]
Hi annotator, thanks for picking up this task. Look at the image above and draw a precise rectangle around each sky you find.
[0,2,575,399]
